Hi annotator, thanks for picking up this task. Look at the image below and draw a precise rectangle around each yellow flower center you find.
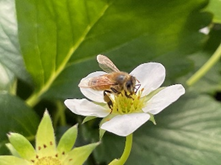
[111,89,146,114]
[35,156,61,165]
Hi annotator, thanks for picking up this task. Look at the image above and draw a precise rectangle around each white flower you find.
[65,62,185,137]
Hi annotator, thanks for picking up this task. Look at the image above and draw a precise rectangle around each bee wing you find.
[78,77,91,88]
[97,54,120,73]
[90,76,115,88]
[78,72,115,88]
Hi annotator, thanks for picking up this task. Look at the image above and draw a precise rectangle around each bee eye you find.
[126,81,131,89]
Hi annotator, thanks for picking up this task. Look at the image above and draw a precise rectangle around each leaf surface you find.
[15,0,211,100]
[0,0,31,85]
[0,92,39,154]
[94,92,221,164]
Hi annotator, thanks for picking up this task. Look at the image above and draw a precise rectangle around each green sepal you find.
[99,128,106,140]
[5,143,20,157]
[8,133,35,160]
[57,124,78,155]
[82,116,97,124]
[99,114,116,139]
[149,113,156,125]
[0,156,30,165]
[144,87,165,102]
[63,142,100,165]
[35,110,56,156]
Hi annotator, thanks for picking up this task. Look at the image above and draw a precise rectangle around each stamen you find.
[35,156,61,165]
[111,89,145,115]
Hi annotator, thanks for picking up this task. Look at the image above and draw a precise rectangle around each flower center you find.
[111,89,146,114]
[35,156,61,165]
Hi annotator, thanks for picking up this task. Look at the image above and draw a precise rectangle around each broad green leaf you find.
[94,92,221,165]
[0,92,39,154]
[15,0,211,102]
[0,0,31,84]
[205,0,221,23]
[0,63,15,92]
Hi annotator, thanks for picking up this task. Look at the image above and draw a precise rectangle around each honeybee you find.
[79,55,140,108]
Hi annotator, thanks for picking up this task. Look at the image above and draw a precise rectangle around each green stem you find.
[54,101,66,126]
[119,134,133,164]
[109,134,133,165]
[186,43,221,86]
[26,92,40,107]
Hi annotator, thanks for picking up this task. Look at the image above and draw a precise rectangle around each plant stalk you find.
[109,133,133,165]
[186,43,221,86]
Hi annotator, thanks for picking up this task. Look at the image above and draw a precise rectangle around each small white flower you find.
[65,62,185,137]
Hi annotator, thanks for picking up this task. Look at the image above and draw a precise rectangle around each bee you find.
[79,55,140,108]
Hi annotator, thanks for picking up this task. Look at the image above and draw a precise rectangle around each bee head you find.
[124,76,136,94]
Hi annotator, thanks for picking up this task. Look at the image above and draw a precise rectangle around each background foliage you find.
[0,0,221,164]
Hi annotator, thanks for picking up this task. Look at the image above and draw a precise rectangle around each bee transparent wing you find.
[97,54,120,73]
[78,77,91,88]
[79,75,115,89]
[78,71,106,88]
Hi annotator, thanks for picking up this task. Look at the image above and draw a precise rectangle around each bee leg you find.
[110,87,120,94]
[110,87,132,99]
[103,90,113,109]
[124,90,134,99]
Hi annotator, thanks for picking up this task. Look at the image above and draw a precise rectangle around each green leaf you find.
[0,92,39,154]
[94,92,221,165]
[15,0,211,103]
[0,63,15,92]
[205,0,221,23]
[0,0,31,84]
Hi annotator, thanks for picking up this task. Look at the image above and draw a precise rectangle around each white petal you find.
[79,71,106,103]
[101,113,150,136]
[130,63,165,96]
[143,84,185,115]
[64,99,110,117]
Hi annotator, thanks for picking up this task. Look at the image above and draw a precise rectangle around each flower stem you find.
[109,134,133,165]
[186,43,221,86]
[119,134,133,164]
